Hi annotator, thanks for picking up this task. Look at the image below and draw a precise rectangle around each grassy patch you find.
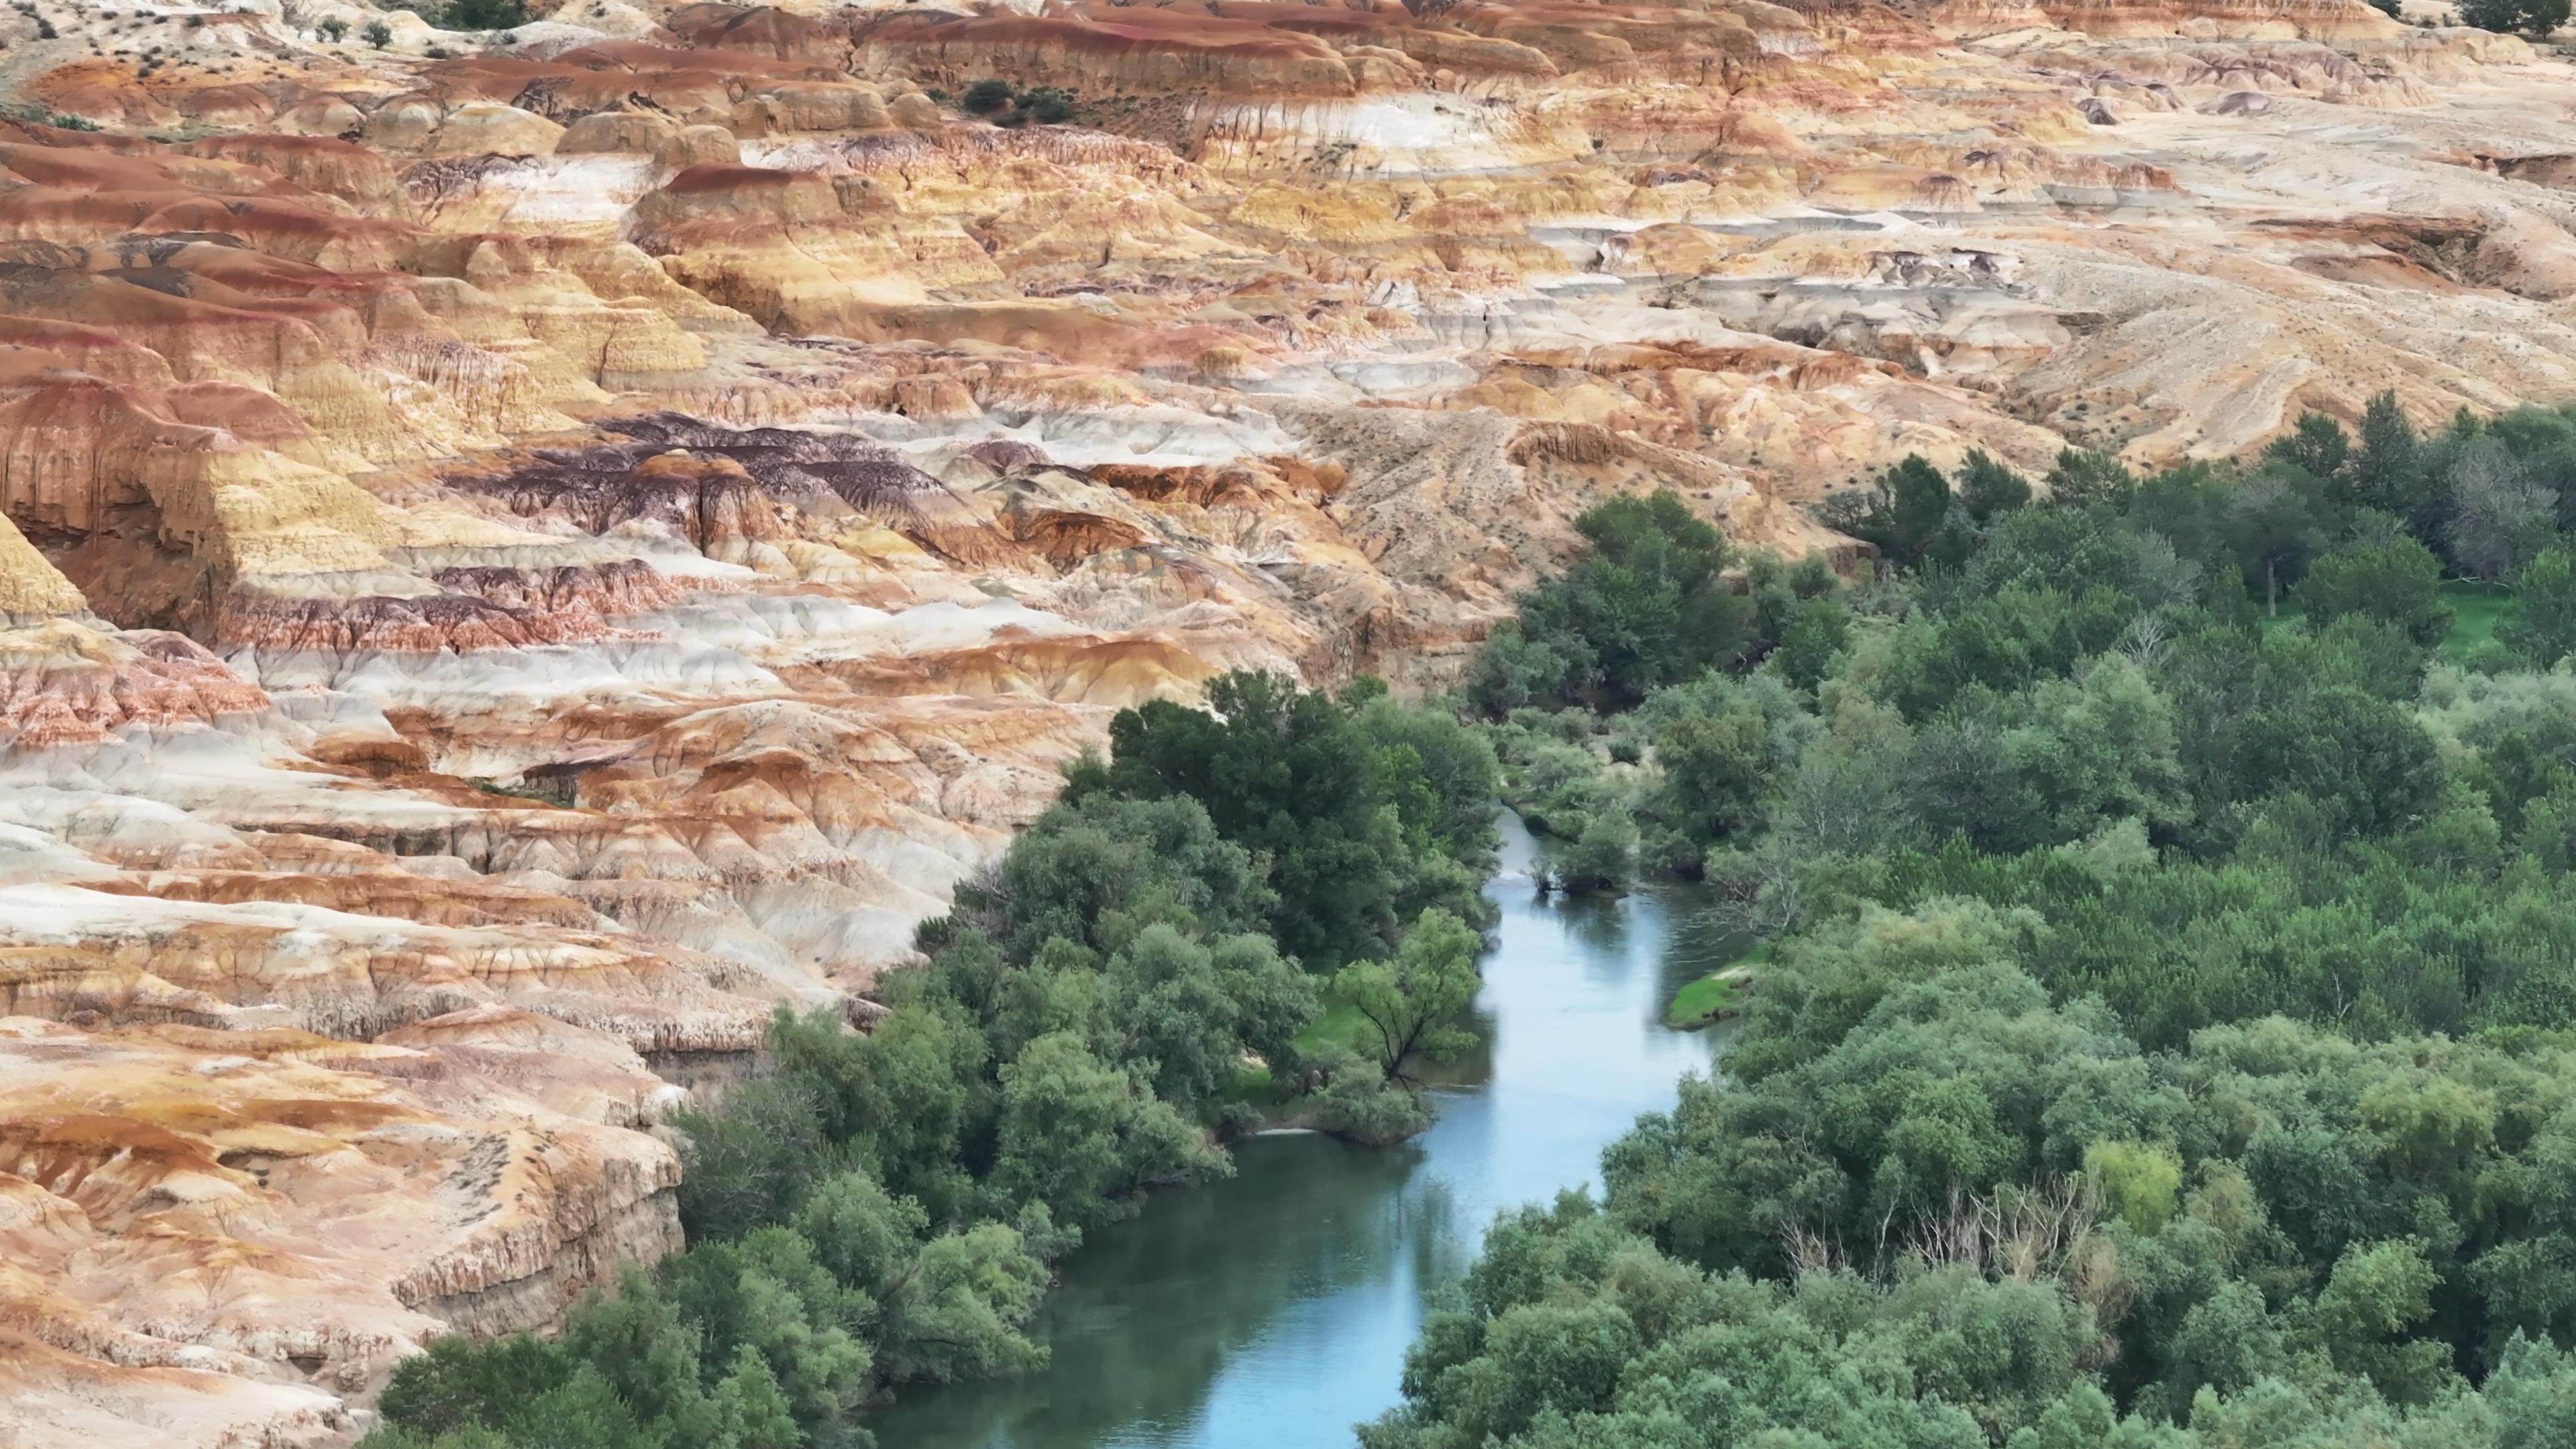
[1295,998,1376,1060]
[1225,1061,1283,1108]
[1664,972,1740,1028]
[1666,949,1763,1028]
[2257,581,2510,662]
[2442,580,2510,660]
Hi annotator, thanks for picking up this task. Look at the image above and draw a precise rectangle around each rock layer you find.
[2,0,2576,1442]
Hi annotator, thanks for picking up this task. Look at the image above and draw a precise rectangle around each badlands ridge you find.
[0,0,2573,1440]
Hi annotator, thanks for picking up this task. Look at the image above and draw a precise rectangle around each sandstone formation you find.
[3,0,2576,1440]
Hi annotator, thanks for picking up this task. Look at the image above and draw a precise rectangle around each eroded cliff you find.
[3,0,2575,1440]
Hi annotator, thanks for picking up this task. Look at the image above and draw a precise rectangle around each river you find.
[869,816,1727,1448]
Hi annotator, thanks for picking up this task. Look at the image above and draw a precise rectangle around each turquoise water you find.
[869,818,1723,1448]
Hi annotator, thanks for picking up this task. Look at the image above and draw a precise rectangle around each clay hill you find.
[1,0,2574,1440]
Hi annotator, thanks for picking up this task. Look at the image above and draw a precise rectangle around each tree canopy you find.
[1399,396,2576,1449]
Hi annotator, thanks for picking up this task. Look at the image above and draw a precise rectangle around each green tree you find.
[1515,490,1753,702]
[987,1031,1226,1228]
[2084,1139,2183,1235]
[2225,466,2330,616]
[670,1076,833,1240]
[1772,595,1853,693]
[378,1335,574,1438]
[2349,390,2438,540]
[1097,670,1483,964]
[2242,686,2442,835]
[711,1345,801,1449]
[1828,453,1964,569]
[1958,449,2033,522]
[1334,908,1482,1079]
[1557,811,1638,892]
[653,1231,873,1444]
[2045,447,2137,505]
[2504,545,2576,665]
[1467,621,1568,715]
[2449,441,2559,581]
[2462,0,2568,33]
[2267,410,2351,481]
[2296,535,2453,647]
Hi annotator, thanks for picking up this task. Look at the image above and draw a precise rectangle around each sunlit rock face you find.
[3,0,2576,1437]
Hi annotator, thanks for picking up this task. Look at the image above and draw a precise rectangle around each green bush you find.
[1470,489,1752,710]
[1019,87,1075,123]
[1556,813,1636,893]
[443,0,527,26]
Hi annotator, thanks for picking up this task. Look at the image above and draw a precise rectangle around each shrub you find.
[1020,86,1075,123]
[443,0,526,25]
[1558,814,1637,893]
[961,78,1014,113]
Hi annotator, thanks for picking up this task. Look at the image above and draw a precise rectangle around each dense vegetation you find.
[363,677,1498,1449]
[1373,399,2576,1447]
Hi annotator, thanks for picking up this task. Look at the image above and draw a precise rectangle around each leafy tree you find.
[669,1077,833,1240]
[2295,535,2453,646]
[2267,410,2351,482]
[1645,672,1815,847]
[1102,923,1315,1105]
[1772,595,1853,693]
[1354,694,1503,867]
[1334,908,1482,1079]
[2462,0,2569,34]
[1958,449,2033,522]
[1018,87,1077,123]
[2241,685,2443,837]
[378,1336,576,1439]
[1303,1044,1433,1144]
[2084,1139,2182,1236]
[2504,545,2576,665]
[711,1346,801,1449]
[1097,671,1485,965]
[1827,453,1968,569]
[2224,466,2330,615]
[1556,810,1638,891]
[1467,621,1568,715]
[1518,489,1753,702]
[2045,447,2137,505]
[2349,390,2440,539]
[987,1030,1227,1228]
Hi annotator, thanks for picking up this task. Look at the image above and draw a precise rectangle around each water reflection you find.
[871,819,1717,1448]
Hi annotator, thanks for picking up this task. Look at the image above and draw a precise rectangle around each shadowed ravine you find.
[871,815,1723,1447]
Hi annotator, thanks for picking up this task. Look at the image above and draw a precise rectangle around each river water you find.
[870,817,1725,1448]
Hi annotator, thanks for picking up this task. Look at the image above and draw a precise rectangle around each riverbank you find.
[865,815,1723,1446]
